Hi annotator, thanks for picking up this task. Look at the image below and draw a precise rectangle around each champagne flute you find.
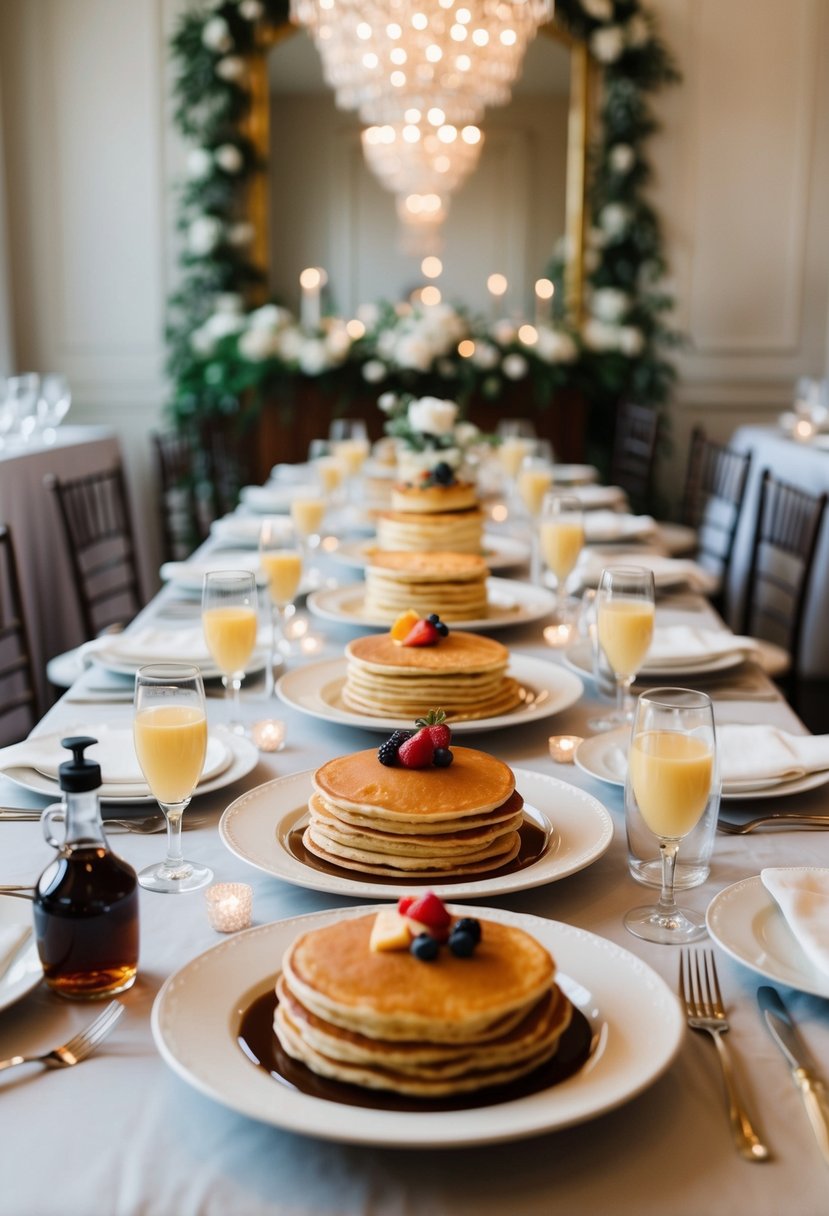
[133,663,212,894]
[623,688,717,943]
[259,517,303,680]
[202,569,259,733]
[517,452,553,583]
[540,491,584,604]
[290,491,327,588]
[589,565,655,731]
[329,418,369,501]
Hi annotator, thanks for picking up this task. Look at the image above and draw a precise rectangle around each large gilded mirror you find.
[246,20,590,323]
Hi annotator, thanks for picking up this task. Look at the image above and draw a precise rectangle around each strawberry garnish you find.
[397,727,435,768]
[397,895,418,914]
[402,618,440,647]
[415,708,451,749]
[405,891,451,935]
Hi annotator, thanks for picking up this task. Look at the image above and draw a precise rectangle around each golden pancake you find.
[377,511,484,555]
[303,824,521,873]
[368,551,489,580]
[309,789,524,835]
[391,483,479,514]
[312,745,515,821]
[346,630,507,673]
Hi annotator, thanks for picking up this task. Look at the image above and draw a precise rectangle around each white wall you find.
[0,0,827,535]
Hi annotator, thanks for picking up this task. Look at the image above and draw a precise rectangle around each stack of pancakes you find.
[304,746,525,877]
[274,912,573,1097]
[342,630,522,721]
[376,481,484,555]
[364,551,489,622]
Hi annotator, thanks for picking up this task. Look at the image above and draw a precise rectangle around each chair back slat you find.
[682,427,752,592]
[152,431,212,563]
[0,524,39,745]
[44,465,144,640]
[610,402,660,512]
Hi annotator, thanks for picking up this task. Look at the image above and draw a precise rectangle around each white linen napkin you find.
[0,926,32,982]
[574,551,716,593]
[717,725,829,788]
[0,729,230,787]
[761,868,829,977]
[643,626,760,669]
[584,511,656,542]
[88,624,269,666]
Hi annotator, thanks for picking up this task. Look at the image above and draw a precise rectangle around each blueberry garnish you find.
[410,933,440,961]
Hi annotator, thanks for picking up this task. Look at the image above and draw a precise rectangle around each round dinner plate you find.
[307,577,556,632]
[159,550,268,589]
[240,483,318,513]
[329,532,531,573]
[151,903,681,1147]
[275,654,584,734]
[706,875,829,999]
[0,897,41,1013]
[564,636,788,681]
[1,727,260,805]
[574,724,829,802]
[218,766,613,900]
[583,513,656,545]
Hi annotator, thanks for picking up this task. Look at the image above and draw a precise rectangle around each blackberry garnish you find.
[378,729,411,767]
[433,462,454,486]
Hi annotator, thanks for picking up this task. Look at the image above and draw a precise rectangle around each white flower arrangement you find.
[590,25,625,63]
[214,144,243,174]
[609,143,636,174]
[592,287,631,322]
[202,16,232,53]
[408,396,458,438]
[188,215,223,255]
[581,0,613,19]
[215,56,246,82]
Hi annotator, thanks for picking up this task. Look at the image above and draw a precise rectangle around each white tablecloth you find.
[1,550,828,1216]
[0,426,122,707]
[727,424,829,678]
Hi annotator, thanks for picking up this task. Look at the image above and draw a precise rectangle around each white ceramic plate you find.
[330,532,531,574]
[151,903,681,1147]
[1,728,260,806]
[574,724,829,802]
[219,766,612,900]
[583,513,656,544]
[307,577,556,632]
[276,655,584,735]
[706,875,829,999]
[0,897,41,1013]
[564,637,787,681]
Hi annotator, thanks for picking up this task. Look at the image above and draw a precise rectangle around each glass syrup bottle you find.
[33,736,140,999]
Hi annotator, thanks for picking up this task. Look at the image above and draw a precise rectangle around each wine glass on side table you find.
[624,687,717,943]
[133,663,212,894]
[589,565,655,732]
[202,569,259,734]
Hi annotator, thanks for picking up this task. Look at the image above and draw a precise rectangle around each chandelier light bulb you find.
[487,272,508,297]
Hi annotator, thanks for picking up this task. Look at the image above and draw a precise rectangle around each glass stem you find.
[161,801,188,872]
[656,839,680,918]
[616,675,629,719]
[530,528,541,585]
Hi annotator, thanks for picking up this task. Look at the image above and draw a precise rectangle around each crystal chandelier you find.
[291,0,551,240]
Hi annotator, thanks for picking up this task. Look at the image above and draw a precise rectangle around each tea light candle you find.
[544,622,576,648]
[251,718,286,752]
[548,734,583,764]
[205,882,253,933]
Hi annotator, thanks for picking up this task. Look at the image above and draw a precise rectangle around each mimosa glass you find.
[290,492,327,587]
[590,565,655,731]
[330,418,369,502]
[259,517,303,681]
[540,491,584,603]
[133,663,212,894]
[202,569,258,733]
[517,453,554,583]
[623,688,717,943]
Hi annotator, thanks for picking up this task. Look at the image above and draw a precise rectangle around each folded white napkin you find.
[643,626,760,669]
[0,729,229,786]
[89,624,269,666]
[717,725,829,788]
[575,551,716,592]
[584,511,655,542]
[761,868,829,977]
[160,551,266,584]
[0,925,32,982]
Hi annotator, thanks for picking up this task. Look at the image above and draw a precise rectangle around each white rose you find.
[599,202,631,238]
[188,215,223,255]
[581,0,613,19]
[502,354,529,380]
[239,0,264,18]
[299,340,328,376]
[362,360,387,384]
[356,302,381,329]
[582,318,619,351]
[202,16,232,53]
[277,327,304,361]
[408,396,458,437]
[454,422,480,447]
[186,148,213,180]
[239,326,276,361]
[377,391,399,413]
[324,327,351,361]
[592,287,630,322]
[214,144,243,174]
[248,303,289,330]
[471,341,499,370]
[226,222,254,247]
[215,55,246,82]
[626,15,650,47]
[377,330,397,360]
[536,328,578,363]
[215,292,243,315]
[394,335,433,372]
[590,25,625,63]
[204,311,244,340]
[490,319,517,346]
[609,143,635,174]
[618,326,645,356]
[190,326,215,357]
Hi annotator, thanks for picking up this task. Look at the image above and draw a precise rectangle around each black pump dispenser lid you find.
[58,736,101,793]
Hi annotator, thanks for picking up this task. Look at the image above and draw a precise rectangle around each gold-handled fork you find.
[679,950,770,1162]
[0,1000,124,1073]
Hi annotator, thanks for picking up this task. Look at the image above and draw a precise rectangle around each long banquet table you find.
[1,540,829,1216]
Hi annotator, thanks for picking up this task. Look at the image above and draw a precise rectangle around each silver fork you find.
[0,1000,124,1073]
[718,814,829,835]
[679,950,770,1162]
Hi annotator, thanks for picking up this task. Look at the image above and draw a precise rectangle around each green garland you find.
[166,0,680,455]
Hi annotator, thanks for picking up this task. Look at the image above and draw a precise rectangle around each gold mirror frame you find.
[241,19,591,321]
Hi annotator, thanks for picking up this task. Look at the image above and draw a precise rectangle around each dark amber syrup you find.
[33,847,139,998]
[287,815,549,886]
[238,989,592,1113]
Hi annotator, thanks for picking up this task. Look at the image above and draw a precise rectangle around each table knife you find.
[757,985,829,1164]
